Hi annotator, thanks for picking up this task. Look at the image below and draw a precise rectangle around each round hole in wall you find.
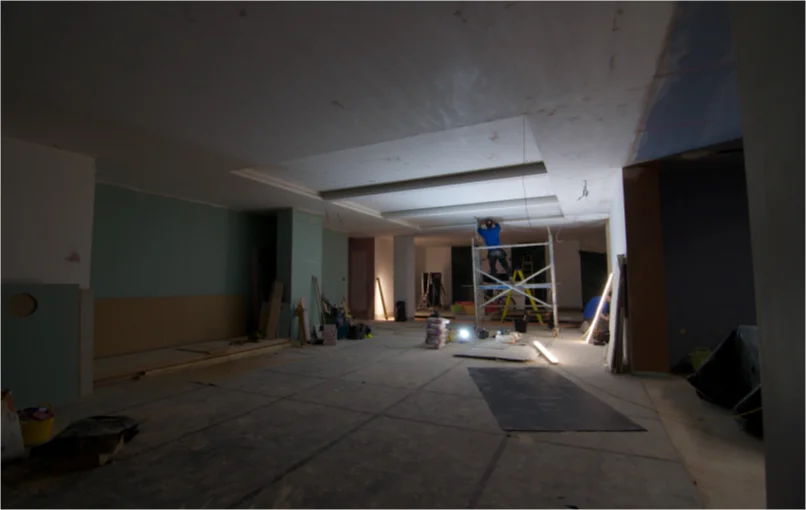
[8,293,37,318]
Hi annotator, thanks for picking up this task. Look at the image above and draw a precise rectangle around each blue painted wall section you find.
[322,229,349,304]
[91,184,253,299]
[634,2,742,163]
[1,284,80,408]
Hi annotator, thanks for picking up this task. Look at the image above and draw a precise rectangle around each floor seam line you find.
[119,378,334,461]
[524,437,685,464]
[466,435,508,509]
[105,385,206,415]
[382,414,503,436]
[226,413,382,509]
[227,358,466,507]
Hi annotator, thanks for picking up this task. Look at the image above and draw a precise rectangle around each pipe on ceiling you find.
[382,196,559,219]
[321,162,547,201]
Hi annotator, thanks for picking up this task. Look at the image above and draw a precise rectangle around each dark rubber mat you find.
[468,367,645,432]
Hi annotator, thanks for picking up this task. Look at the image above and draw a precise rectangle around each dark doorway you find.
[451,246,473,303]
[348,238,375,319]
[580,250,608,307]
[511,245,547,302]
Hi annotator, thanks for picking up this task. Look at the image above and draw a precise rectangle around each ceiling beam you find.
[321,162,547,201]
[382,196,559,219]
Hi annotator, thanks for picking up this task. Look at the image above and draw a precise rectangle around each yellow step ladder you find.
[501,269,544,324]
[522,254,535,275]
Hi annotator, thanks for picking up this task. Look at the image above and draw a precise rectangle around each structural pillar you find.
[731,4,805,508]
[393,235,416,320]
[276,209,323,341]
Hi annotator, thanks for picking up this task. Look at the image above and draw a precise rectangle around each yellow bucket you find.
[19,404,55,446]
[690,348,712,372]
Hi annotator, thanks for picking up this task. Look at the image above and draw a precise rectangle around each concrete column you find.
[393,235,416,319]
[276,209,323,341]
[730,4,804,508]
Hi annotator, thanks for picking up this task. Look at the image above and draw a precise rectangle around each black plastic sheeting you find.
[686,326,763,437]
[32,415,140,459]
[469,367,644,432]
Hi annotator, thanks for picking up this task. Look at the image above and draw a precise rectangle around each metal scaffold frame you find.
[471,229,559,336]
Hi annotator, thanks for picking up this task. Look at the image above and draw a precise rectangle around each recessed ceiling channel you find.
[383,196,560,220]
[320,162,547,201]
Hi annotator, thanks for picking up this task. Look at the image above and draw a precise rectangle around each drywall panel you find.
[423,246,452,306]
[659,161,756,368]
[1,283,80,408]
[94,294,246,358]
[623,166,668,372]
[731,4,805,507]
[374,237,394,320]
[552,240,582,309]
[1,137,96,288]
[322,229,349,303]
[91,184,252,299]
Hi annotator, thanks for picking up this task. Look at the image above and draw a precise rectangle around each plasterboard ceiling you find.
[1,1,675,236]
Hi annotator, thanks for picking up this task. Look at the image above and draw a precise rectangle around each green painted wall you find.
[322,229,349,303]
[275,209,293,338]
[275,209,293,303]
[91,184,254,299]
[291,210,323,341]
[1,284,79,408]
[276,209,323,341]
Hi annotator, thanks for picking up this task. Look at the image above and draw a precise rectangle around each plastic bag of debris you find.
[494,332,523,345]
[31,415,139,471]
[1,390,25,462]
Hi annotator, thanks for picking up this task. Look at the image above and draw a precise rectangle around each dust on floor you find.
[2,324,760,508]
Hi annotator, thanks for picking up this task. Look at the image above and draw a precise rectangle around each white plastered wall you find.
[606,171,627,360]
[2,137,96,288]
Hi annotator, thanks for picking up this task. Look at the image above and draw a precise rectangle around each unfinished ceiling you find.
[2,1,675,236]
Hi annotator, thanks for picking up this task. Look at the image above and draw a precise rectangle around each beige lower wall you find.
[94,294,247,358]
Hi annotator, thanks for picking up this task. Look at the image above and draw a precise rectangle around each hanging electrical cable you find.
[577,180,589,201]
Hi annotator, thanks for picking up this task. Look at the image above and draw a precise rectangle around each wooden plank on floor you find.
[94,338,291,385]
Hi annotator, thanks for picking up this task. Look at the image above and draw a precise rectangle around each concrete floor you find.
[2,323,763,509]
